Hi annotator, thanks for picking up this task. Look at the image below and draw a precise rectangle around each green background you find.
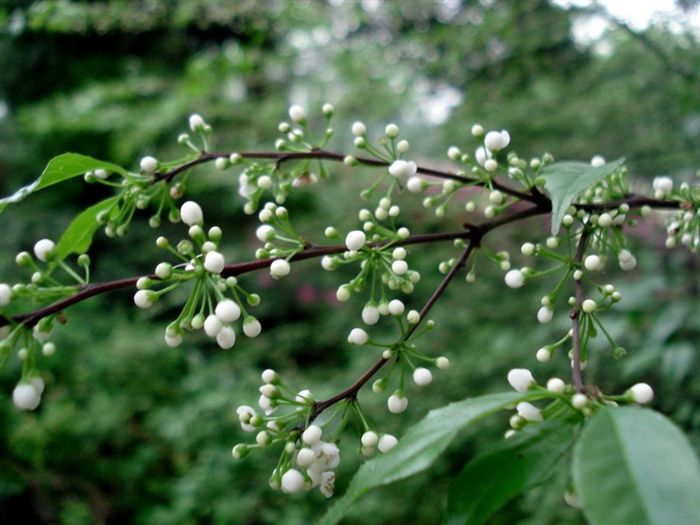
[0,1,699,523]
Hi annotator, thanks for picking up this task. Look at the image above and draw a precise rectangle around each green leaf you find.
[540,158,624,235]
[573,407,700,525]
[318,392,549,525]
[445,420,577,525]
[55,196,120,260]
[0,153,127,215]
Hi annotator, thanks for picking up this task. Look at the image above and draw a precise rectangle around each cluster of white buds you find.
[388,160,417,182]
[280,425,340,497]
[665,204,700,251]
[12,377,45,411]
[254,202,304,279]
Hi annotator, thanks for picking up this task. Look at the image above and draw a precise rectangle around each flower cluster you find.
[503,368,654,439]
[133,200,261,349]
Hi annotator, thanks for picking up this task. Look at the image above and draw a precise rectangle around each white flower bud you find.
[471,124,484,136]
[582,299,597,314]
[652,176,673,194]
[215,299,241,323]
[537,306,553,324]
[504,269,525,289]
[536,347,552,362]
[447,146,461,160]
[378,434,398,453]
[407,310,420,324]
[133,290,155,309]
[571,393,588,410]
[391,260,408,275]
[288,105,306,122]
[436,356,450,369]
[388,299,405,316]
[140,156,158,173]
[348,328,369,345]
[336,285,351,302]
[281,469,305,493]
[270,259,291,278]
[243,317,262,338]
[413,367,432,386]
[204,251,225,273]
[361,304,380,325]
[296,447,316,468]
[385,123,399,137]
[521,242,535,256]
[517,402,543,422]
[507,368,535,392]
[189,113,205,132]
[302,424,323,445]
[361,431,379,447]
[387,393,408,414]
[590,155,605,167]
[629,383,654,404]
[12,383,41,411]
[351,121,366,136]
[0,283,11,306]
[203,314,223,337]
[345,230,366,251]
[216,326,236,349]
[33,239,55,262]
[584,255,602,271]
[546,377,566,393]
[256,225,276,242]
[406,176,424,193]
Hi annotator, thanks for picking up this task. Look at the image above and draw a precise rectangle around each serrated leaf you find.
[540,158,624,235]
[0,153,127,215]
[573,407,700,525]
[445,420,577,525]
[318,392,549,525]
[55,196,120,260]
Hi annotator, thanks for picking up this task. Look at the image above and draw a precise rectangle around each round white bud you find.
[215,299,241,323]
[270,259,291,278]
[348,327,369,345]
[288,105,306,122]
[516,402,543,422]
[345,230,366,251]
[302,424,323,445]
[133,290,155,309]
[413,367,432,386]
[281,469,305,494]
[582,299,597,314]
[204,251,225,274]
[189,113,205,132]
[584,255,602,271]
[571,393,588,410]
[629,383,654,404]
[33,239,55,262]
[378,434,398,453]
[243,318,262,338]
[216,326,236,349]
[361,431,379,448]
[388,299,405,316]
[362,304,380,325]
[203,314,223,337]
[504,269,525,289]
[436,356,450,369]
[387,394,408,414]
[12,383,41,411]
[140,156,158,173]
[537,306,553,324]
[351,121,366,136]
[546,378,566,393]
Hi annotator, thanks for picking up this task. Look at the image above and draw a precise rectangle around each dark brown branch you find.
[2,229,480,329]
[570,229,591,393]
[158,149,537,203]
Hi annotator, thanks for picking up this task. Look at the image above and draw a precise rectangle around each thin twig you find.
[570,229,591,393]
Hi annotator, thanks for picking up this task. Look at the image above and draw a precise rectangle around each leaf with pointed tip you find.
[55,196,120,260]
[573,407,700,525]
[0,153,127,215]
[445,420,577,525]
[318,392,550,525]
[540,158,624,235]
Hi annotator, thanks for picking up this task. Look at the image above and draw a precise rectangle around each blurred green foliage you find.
[0,0,699,523]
